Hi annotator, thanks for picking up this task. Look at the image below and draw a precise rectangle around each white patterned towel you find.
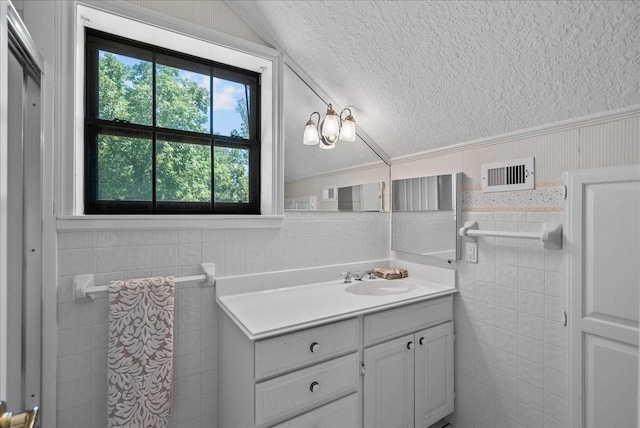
[107,276,175,428]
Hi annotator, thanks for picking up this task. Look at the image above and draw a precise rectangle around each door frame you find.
[0,0,49,418]
[565,164,640,427]
[0,0,9,403]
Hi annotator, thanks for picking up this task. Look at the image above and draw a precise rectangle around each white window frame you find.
[57,2,284,230]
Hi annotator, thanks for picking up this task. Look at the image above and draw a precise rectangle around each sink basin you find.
[345,280,416,296]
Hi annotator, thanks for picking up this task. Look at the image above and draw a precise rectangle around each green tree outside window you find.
[96,50,251,205]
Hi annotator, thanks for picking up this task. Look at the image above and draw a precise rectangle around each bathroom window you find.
[84,30,260,214]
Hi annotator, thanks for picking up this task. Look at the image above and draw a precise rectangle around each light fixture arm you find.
[339,107,353,124]
[307,111,321,128]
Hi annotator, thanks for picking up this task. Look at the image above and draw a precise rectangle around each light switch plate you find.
[465,241,478,263]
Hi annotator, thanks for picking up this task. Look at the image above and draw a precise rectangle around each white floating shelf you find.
[459,221,562,250]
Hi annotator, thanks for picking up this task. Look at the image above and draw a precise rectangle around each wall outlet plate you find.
[465,241,478,263]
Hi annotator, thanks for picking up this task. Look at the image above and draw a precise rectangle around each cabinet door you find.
[414,322,454,428]
[363,334,415,428]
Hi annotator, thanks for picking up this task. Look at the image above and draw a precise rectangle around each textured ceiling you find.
[235,0,640,161]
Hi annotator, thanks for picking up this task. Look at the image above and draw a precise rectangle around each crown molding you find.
[286,160,389,184]
[391,105,640,164]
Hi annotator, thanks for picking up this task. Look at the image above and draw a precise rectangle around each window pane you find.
[97,135,152,201]
[156,140,212,202]
[156,64,211,133]
[86,30,260,214]
[98,51,152,126]
[213,77,250,139]
[214,147,249,203]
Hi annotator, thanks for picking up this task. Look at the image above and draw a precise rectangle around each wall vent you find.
[482,157,534,192]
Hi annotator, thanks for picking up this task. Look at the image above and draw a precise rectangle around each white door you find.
[567,165,640,428]
[414,322,454,428]
[363,334,415,428]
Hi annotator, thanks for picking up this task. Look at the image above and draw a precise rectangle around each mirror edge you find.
[453,171,462,262]
[390,171,463,263]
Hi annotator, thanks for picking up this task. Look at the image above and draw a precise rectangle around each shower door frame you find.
[0,0,45,420]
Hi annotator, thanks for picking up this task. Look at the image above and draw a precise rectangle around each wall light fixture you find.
[303,104,356,150]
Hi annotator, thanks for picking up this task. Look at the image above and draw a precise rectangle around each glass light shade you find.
[339,117,356,141]
[319,140,335,150]
[303,121,319,145]
[321,113,340,145]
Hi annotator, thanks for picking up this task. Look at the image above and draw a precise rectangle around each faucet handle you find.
[340,271,352,283]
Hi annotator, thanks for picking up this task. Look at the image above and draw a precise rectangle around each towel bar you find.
[73,262,215,302]
[459,221,562,250]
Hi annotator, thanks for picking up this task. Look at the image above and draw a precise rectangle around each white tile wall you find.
[56,211,390,427]
[391,210,456,255]
[57,208,566,427]
[452,211,566,428]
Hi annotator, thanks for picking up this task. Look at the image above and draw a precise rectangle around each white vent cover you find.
[322,185,337,201]
[482,157,534,192]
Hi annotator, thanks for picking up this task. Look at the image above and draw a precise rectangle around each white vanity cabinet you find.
[363,297,454,428]
[216,266,457,428]
[218,315,360,428]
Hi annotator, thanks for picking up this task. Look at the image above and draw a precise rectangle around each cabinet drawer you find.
[255,318,358,380]
[270,393,358,428]
[364,296,452,346]
[255,353,359,426]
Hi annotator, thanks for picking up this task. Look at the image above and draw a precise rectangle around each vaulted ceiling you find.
[230,1,639,178]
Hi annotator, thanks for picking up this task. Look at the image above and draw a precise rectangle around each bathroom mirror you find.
[286,181,384,211]
[283,64,389,211]
[338,182,383,211]
[391,173,462,261]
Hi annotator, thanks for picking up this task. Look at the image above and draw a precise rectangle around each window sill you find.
[56,214,284,231]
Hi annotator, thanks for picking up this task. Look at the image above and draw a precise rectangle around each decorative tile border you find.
[462,185,564,212]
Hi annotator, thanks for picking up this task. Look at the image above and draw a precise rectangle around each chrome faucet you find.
[354,270,376,281]
[340,271,353,283]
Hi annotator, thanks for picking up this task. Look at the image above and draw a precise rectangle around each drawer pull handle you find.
[419,337,425,346]
[309,342,320,353]
[407,341,414,350]
[310,381,320,393]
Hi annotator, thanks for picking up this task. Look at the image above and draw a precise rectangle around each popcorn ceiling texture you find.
[242,1,640,159]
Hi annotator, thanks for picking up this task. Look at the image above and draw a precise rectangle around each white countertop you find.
[217,275,457,340]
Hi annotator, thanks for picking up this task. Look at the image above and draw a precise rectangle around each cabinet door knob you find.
[310,381,320,393]
[407,341,414,350]
[419,337,425,346]
[310,342,320,353]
